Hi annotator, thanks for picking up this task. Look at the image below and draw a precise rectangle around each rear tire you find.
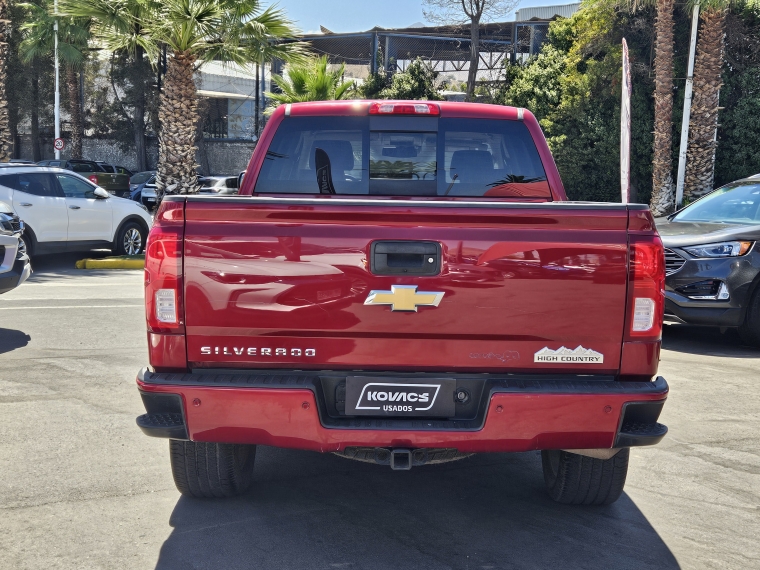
[114,221,146,255]
[738,289,760,347]
[541,448,629,505]
[169,440,256,498]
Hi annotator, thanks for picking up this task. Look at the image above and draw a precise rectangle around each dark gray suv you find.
[657,174,760,345]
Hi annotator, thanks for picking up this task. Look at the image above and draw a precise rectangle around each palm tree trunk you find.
[133,45,147,172]
[156,50,199,200]
[31,73,41,162]
[66,66,83,159]
[466,17,481,102]
[649,0,675,216]
[684,6,727,201]
[0,0,12,161]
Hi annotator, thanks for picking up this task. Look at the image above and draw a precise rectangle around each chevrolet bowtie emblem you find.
[364,285,445,312]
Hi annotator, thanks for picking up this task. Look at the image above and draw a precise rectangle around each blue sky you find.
[276,0,559,34]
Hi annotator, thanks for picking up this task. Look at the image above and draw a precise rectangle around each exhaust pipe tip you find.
[390,448,413,470]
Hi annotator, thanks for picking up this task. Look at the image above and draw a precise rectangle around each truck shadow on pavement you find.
[155,447,679,570]
[663,324,760,358]
[0,328,30,354]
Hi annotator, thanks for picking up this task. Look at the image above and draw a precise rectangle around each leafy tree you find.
[422,0,518,101]
[267,56,354,108]
[496,45,565,121]
[499,0,760,204]
[62,0,303,198]
[499,3,656,203]
[19,0,89,158]
[359,51,391,99]
[359,57,442,100]
[377,58,442,100]
[715,7,760,184]
[80,52,159,159]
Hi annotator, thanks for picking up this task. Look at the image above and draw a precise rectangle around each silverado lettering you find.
[200,346,316,357]
[137,100,669,506]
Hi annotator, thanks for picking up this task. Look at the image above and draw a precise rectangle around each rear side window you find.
[12,173,61,197]
[256,116,365,194]
[70,162,94,173]
[254,116,550,198]
[130,171,153,185]
[56,174,97,198]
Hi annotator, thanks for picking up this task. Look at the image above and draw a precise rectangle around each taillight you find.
[88,175,99,184]
[626,232,665,341]
[368,102,440,115]
[145,199,185,333]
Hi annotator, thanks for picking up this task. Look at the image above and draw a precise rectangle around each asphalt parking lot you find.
[1,254,758,570]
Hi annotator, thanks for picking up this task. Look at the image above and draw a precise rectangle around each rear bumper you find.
[136,369,668,453]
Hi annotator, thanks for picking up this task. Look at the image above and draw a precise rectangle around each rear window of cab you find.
[253,116,551,199]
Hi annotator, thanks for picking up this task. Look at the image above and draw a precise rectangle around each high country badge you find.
[534,346,604,364]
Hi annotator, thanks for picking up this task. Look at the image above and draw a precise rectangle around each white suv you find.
[0,166,153,256]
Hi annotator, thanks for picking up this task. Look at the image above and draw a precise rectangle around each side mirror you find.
[93,187,110,199]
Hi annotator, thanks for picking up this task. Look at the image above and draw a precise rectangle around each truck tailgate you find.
[183,197,630,374]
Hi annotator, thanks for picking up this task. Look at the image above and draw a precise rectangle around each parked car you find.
[658,174,760,345]
[0,201,31,294]
[135,174,158,209]
[36,159,131,197]
[136,100,669,506]
[198,175,240,195]
[129,171,157,207]
[0,166,152,256]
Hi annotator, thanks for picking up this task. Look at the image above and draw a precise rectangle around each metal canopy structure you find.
[278,20,551,80]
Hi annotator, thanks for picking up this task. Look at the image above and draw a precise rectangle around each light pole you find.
[675,2,700,208]
[53,0,60,159]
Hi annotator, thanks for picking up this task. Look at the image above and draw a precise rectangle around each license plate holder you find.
[345,376,456,418]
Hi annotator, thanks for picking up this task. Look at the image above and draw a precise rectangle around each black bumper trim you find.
[664,298,744,327]
[0,256,30,295]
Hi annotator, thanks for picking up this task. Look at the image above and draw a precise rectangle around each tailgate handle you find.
[370,241,441,276]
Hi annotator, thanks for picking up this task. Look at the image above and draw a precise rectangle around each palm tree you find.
[59,0,168,172]
[0,0,12,161]
[267,56,354,108]
[63,0,302,198]
[684,1,729,201]
[19,1,89,159]
[649,0,675,216]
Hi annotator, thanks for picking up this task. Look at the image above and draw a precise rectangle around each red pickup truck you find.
[136,101,668,505]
